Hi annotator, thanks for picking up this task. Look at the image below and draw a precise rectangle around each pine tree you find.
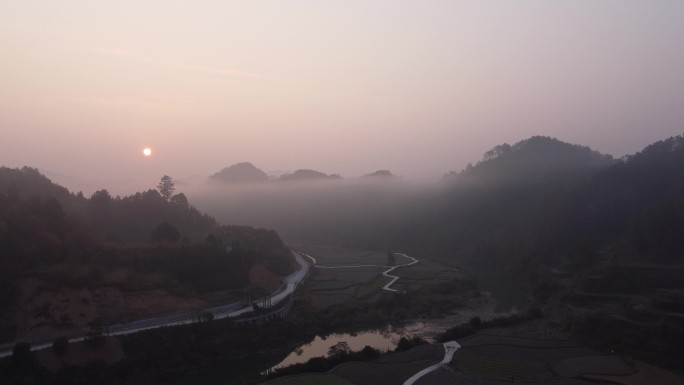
[157,175,175,200]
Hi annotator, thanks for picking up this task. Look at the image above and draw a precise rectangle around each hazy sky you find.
[2,1,683,192]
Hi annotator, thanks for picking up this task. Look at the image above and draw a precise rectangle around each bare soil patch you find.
[10,279,207,344]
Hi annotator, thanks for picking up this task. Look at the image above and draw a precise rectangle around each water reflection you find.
[268,299,501,373]
[270,325,413,370]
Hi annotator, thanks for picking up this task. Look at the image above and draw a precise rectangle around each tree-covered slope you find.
[0,168,295,342]
[539,134,684,264]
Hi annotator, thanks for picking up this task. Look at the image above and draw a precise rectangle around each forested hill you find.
[84,188,217,243]
[0,168,294,342]
[0,167,215,243]
[414,134,684,310]
[538,134,684,264]
[0,167,73,206]
[462,133,684,271]
[209,162,269,184]
[278,169,341,181]
[392,136,615,258]
[444,136,614,188]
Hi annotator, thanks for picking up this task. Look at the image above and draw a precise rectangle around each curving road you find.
[382,253,418,292]
[0,251,311,358]
[299,252,418,293]
[223,252,310,318]
[403,341,461,385]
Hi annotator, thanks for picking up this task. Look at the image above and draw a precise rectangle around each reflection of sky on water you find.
[272,326,408,369]
[271,296,501,371]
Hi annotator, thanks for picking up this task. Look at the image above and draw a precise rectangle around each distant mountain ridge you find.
[208,163,397,183]
[363,170,396,178]
[444,136,615,188]
[0,166,73,205]
[209,162,269,184]
[277,169,341,182]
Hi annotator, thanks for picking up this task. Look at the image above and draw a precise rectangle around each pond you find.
[268,297,502,372]
[269,322,440,371]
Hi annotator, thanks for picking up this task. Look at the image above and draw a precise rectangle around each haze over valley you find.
[2,1,684,385]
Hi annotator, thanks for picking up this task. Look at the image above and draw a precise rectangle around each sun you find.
[143,147,152,157]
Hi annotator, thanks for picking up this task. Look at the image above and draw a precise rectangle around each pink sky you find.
[2,1,683,194]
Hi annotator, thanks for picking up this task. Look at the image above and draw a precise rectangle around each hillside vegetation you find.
[0,168,294,343]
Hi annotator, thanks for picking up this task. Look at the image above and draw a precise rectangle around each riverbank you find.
[265,313,684,385]
[0,246,480,384]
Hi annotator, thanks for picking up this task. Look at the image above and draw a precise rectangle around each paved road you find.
[382,253,418,293]
[0,251,311,358]
[403,341,461,385]
[223,252,310,318]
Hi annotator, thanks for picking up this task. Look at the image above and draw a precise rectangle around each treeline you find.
[268,336,427,379]
[0,168,294,341]
[0,167,216,243]
[84,188,216,243]
[227,226,294,276]
[437,307,544,342]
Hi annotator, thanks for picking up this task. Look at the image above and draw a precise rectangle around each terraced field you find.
[392,258,467,292]
[552,355,635,377]
[448,333,606,383]
[355,275,394,300]
[297,245,466,311]
[266,334,646,385]
[452,349,554,382]
[266,373,354,385]
[458,333,581,349]
[330,344,444,385]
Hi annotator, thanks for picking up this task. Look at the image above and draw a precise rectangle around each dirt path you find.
[298,252,418,293]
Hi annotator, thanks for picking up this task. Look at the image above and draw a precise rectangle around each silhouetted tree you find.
[170,192,189,206]
[327,341,350,358]
[89,189,112,214]
[157,175,175,201]
[151,222,181,242]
